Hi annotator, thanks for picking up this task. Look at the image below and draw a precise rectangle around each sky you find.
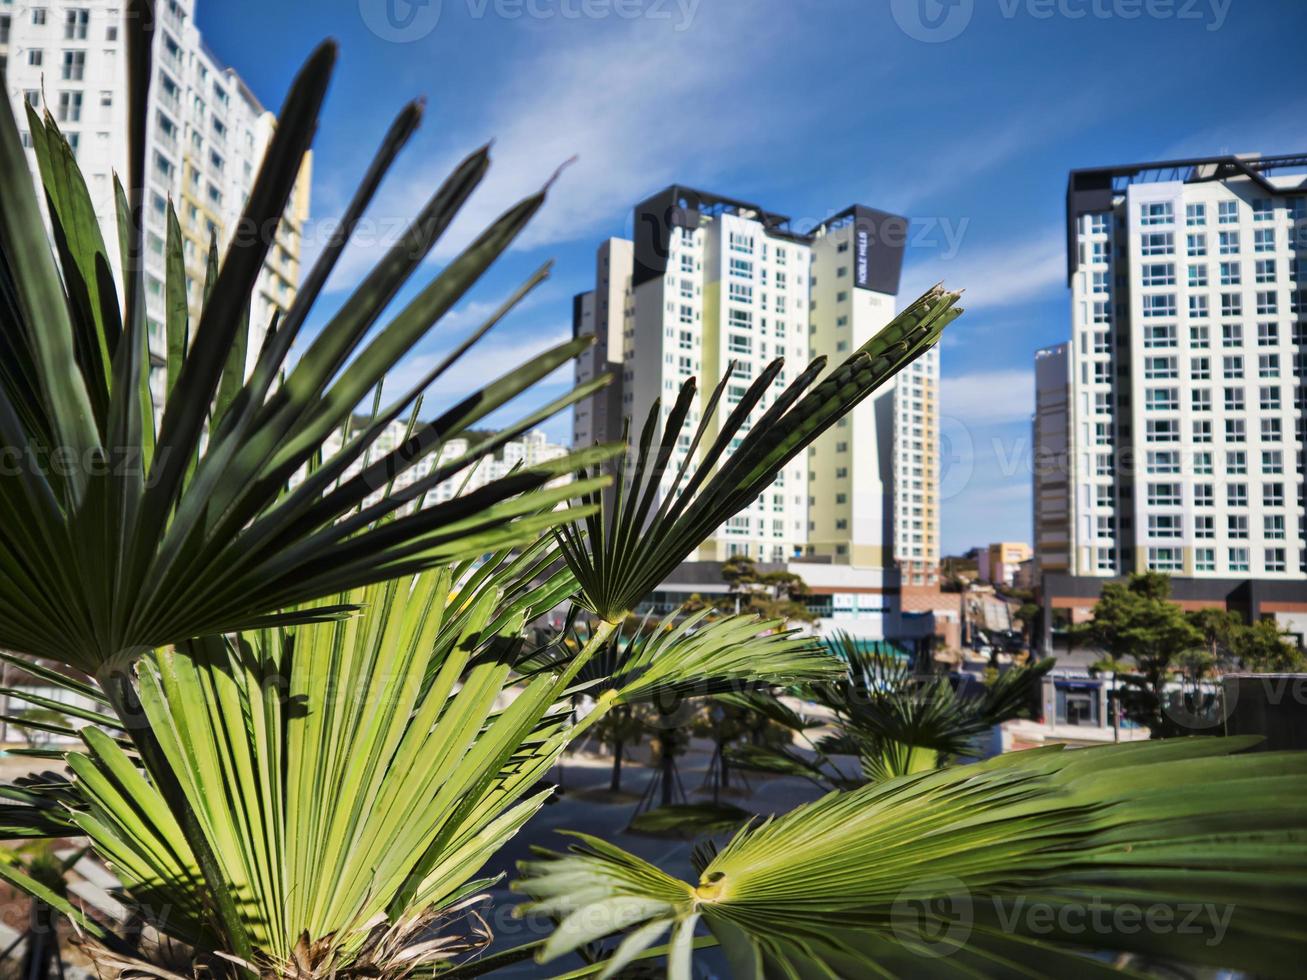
[196,0,1307,555]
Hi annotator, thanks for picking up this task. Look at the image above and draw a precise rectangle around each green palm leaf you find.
[555,286,962,623]
[517,737,1307,978]
[0,2,617,681]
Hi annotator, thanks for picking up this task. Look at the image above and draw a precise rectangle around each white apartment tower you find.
[1,0,309,384]
[572,187,937,575]
[1062,155,1305,583]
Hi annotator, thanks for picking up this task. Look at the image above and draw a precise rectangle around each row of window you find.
[1144,547,1296,574]
[1144,385,1293,413]
[1139,198,1307,227]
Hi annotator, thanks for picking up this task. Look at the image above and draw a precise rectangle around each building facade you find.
[1,0,309,391]
[571,186,938,588]
[1039,153,1307,637]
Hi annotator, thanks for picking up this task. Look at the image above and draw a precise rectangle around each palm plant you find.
[730,633,1051,787]
[1,7,1305,979]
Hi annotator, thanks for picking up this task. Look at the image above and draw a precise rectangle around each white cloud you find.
[383,325,573,403]
[319,4,799,288]
[939,368,1033,426]
[902,226,1065,312]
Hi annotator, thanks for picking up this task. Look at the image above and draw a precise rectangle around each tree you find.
[1,16,1304,979]
[718,555,817,624]
[1234,618,1307,673]
[1081,573,1203,737]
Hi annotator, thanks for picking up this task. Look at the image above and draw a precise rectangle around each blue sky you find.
[197,0,1307,555]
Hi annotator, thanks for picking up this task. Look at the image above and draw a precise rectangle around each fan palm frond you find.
[555,287,962,624]
[517,737,1307,978]
[0,1,616,681]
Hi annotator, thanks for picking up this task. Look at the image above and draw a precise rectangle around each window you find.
[1226,450,1247,474]
[29,50,44,67]
[1088,213,1110,234]
[1218,261,1241,285]
[1145,387,1178,411]
[1146,451,1179,474]
[1193,483,1214,507]
[1140,202,1173,225]
[1195,515,1215,539]
[1263,483,1285,507]
[1092,300,1111,324]
[32,8,48,26]
[64,8,89,40]
[1148,515,1182,540]
[1260,417,1282,441]
[1265,515,1286,540]
[1225,418,1247,442]
[1227,483,1248,507]
[1223,387,1245,412]
[1223,355,1243,380]
[1186,233,1207,257]
[1259,354,1280,378]
[1186,203,1206,226]
[1095,453,1114,476]
[1145,419,1179,443]
[1227,515,1249,540]
[1257,322,1279,347]
[728,231,754,255]
[1193,452,1213,475]
[1221,322,1242,347]
[1192,419,1212,443]
[1195,548,1216,572]
[1145,356,1177,379]
[1259,386,1281,411]
[727,334,752,355]
[1218,231,1240,255]
[1221,293,1242,318]
[1191,388,1211,411]
[1187,294,1208,319]
[1190,356,1210,380]
[23,90,40,108]
[1143,322,1176,346]
[1091,330,1110,353]
[728,257,753,279]
[1141,232,1173,256]
[1228,548,1249,573]
[1147,483,1181,506]
[1189,324,1209,347]
[57,91,83,122]
[1188,264,1208,287]
[61,49,85,80]
[1253,228,1275,253]
[1255,259,1276,283]
[1218,201,1238,225]
[1265,548,1287,573]
[1148,547,1183,571]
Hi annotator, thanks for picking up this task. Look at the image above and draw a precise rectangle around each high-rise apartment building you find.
[1,0,309,387]
[572,186,940,625]
[1039,153,1306,635]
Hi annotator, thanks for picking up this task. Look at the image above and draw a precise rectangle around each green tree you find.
[1081,573,1203,737]
[1234,618,1307,673]
[719,555,817,624]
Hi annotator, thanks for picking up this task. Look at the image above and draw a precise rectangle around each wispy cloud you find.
[940,368,1034,426]
[902,226,1065,313]
[318,4,799,289]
